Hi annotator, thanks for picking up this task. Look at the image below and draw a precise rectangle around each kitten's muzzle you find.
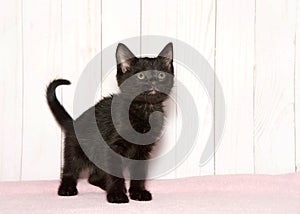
[148,86,158,95]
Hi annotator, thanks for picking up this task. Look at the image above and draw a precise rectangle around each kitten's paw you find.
[58,185,78,196]
[107,192,129,204]
[129,189,152,201]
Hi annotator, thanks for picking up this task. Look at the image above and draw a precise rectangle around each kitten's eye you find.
[137,73,145,80]
[158,72,166,79]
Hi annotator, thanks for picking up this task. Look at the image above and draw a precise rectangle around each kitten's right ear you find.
[116,43,136,73]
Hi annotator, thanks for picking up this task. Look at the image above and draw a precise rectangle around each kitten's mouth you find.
[147,86,159,95]
[148,89,157,95]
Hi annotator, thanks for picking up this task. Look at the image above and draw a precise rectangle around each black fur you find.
[46,43,174,203]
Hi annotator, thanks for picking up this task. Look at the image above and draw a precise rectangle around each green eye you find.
[137,73,145,80]
[158,72,166,79]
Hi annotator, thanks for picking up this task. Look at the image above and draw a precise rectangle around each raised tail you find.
[46,79,73,132]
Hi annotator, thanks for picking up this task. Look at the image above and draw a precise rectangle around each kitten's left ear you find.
[158,42,173,69]
[116,43,136,73]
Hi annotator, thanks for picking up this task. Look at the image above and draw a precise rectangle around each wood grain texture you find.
[101,0,140,99]
[215,0,255,174]
[141,0,177,179]
[255,0,296,174]
[176,0,216,176]
[0,0,23,181]
[295,0,300,172]
[1,0,300,181]
[62,0,101,117]
[22,0,62,180]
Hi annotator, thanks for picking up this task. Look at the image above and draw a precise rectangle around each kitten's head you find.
[116,43,174,103]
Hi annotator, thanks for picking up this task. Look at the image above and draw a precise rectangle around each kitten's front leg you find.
[105,147,129,203]
[106,175,128,203]
[129,160,152,201]
[129,180,152,201]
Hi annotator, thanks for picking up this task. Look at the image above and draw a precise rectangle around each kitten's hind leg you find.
[58,155,82,196]
[88,168,106,191]
[58,173,79,196]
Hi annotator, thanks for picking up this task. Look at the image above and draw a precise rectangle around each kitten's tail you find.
[46,79,74,131]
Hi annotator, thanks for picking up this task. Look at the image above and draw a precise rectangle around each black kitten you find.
[46,43,174,203]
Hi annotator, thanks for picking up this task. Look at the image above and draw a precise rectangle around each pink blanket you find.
[1,174,300,213]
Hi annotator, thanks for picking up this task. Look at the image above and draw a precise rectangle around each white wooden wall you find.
[0,0,300,181]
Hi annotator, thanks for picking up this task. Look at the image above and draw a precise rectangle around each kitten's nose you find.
[150,86,158,91]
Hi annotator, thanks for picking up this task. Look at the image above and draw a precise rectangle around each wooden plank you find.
[62,0,101,118]
[295,0,300,172]
[0,0,23,181]
[141,0,177,179]
[255,0,296,174]
[176,0,216,176]
[101,0,140,98]
[215,0,255,174]
[22,0,62,180]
